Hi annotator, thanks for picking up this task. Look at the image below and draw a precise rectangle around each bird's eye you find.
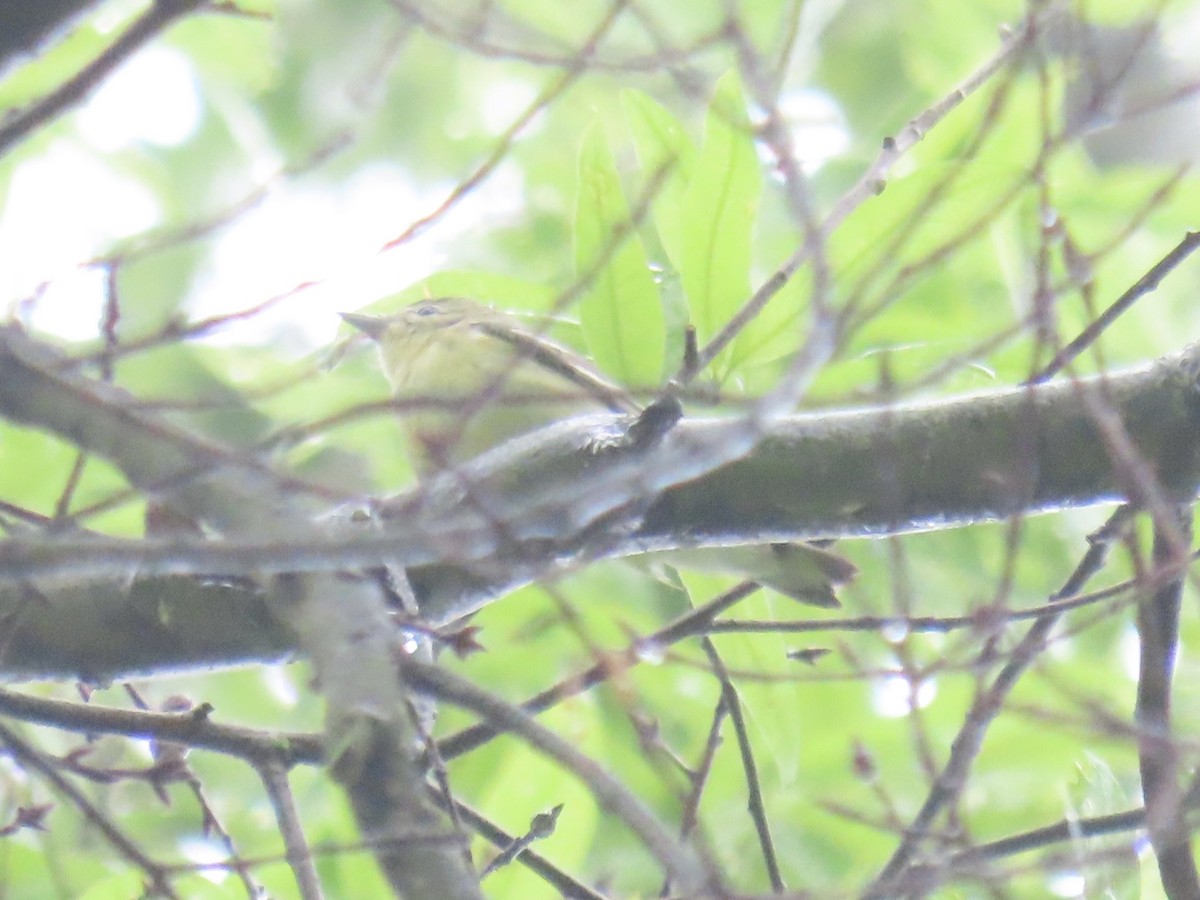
[414,304,439,317]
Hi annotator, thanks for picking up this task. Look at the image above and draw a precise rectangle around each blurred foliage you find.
[2,0,1200,896]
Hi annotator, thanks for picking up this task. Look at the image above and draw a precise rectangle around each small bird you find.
[343,297,855,606]
[341,298,630,470]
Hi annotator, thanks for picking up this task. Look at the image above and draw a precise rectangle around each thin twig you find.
[0,0,208,158]
[0,688,323,764]
[381,0,629,252]
[864,505,1137,897]
[400,653,719,894]
[700,637,783,892]
[427,795,609,900]
[1136,506,1199,896]
[688,6,1041,377]
[479,803,563,878]
[436,582,760,761]
[258,759,324,900]
[1028,231,1200,384]
[0,719,179,898]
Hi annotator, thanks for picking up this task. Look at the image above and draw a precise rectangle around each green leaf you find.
[574,121,666,386]
[680,70,763,379]
[78,872,158,900]
[621,89,695,270]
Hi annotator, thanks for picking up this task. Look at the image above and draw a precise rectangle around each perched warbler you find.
[342,297,855,606]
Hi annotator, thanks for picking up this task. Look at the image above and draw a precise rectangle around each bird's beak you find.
[339,312,388,341]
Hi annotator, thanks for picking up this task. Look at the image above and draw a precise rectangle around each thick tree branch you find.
[1,327,1199,679]
[0,325,481,896]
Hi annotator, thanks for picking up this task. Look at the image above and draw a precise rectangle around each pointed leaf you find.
[574,121,665,386]
[680,71,763,378]
[622,89,695,271]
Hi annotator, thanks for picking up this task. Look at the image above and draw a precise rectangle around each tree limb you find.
[1,326,1199,679]
[0,324,482,896]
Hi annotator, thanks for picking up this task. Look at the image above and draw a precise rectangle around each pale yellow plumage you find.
[343,298,627,469]
[343,297,855,606]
